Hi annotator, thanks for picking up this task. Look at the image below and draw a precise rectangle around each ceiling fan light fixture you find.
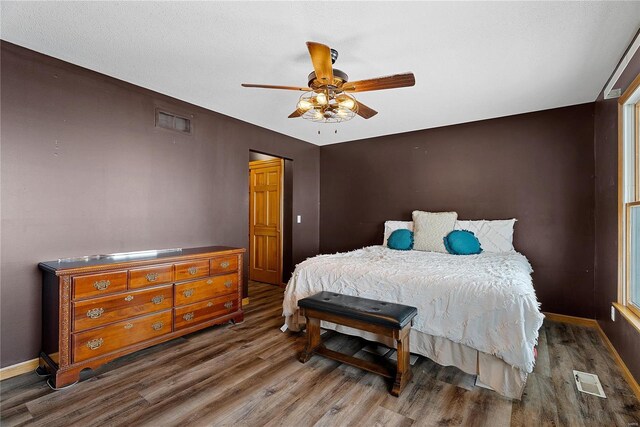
[336,94,356,111]
[297,99,313,112]
[336,108,350,118]
[297,90,357,123]
[314,92,328,106]
[243,41,415,122]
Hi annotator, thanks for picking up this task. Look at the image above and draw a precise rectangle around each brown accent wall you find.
[594,47,640,381]
[0,41,320,367]
[320,104,596,318]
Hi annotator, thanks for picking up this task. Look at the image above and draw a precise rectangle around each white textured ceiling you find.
[1,2,639,145]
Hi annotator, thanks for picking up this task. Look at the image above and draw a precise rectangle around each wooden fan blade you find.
[343,73,415,92]
[355,101,378,119]
[242,83,309,91]
[306,42,334,85]
[288,109,303,118]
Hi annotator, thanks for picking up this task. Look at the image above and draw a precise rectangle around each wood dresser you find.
[38,246,245,389]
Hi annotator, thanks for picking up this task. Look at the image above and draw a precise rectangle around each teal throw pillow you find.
[387,229,413,251]
[443,230,482,255]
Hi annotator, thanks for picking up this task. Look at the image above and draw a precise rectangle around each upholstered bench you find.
[297,291,418,396]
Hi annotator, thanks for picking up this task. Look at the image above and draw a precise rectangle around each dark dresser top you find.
[39,246,245,274]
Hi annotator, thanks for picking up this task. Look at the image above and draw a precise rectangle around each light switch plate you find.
[611,306,616,322]
[297,215,302,224]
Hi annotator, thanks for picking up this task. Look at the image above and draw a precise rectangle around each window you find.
[629,202,640,312]
[619,75,640,320]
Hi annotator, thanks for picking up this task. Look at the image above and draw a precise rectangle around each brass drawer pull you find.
[87,338,103,350]
[183,289,195,298]
[219,261,230,269]
[224,280,233,288]
[187,267,198,275]
[93,280,110,291]
[124,323,133,329]
[151,295,164,305]
[207,279,213,285]
[183,312,194,321]
[151,321,164,331]
[86,308,104,319]
[124,295,134,302]
[224,301,233,309]
[146,273,159,282]
[207,302,213,307]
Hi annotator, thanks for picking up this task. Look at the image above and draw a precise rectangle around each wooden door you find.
[249,159,283,285]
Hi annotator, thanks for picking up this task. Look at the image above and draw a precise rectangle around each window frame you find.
[625,200,640,319]
[636,103,640,201]
[617,72,640,329]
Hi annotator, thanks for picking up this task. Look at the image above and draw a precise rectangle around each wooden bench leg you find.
[391,326,412,396]
[299,316,322,363]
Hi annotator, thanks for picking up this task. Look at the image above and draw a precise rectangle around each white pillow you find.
[382,221,413,246]
[455,219,517,253]
[412,211,458,253]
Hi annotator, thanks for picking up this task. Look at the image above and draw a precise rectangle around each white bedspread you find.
[283,246,544,373]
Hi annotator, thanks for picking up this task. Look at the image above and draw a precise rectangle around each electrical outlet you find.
[611,306,616,322]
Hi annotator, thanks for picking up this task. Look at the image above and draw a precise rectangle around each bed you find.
[282,244,544,399]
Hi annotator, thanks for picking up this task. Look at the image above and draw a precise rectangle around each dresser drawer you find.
[174,295,239,331]
[175,259,209,281]
[72,310,172,363]
[72,285,173,331]
[128,264,173,289]
[73,271,128,300]
[210,255,238,275]
[174,274,238,306]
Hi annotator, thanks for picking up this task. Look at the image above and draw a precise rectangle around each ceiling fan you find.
[241,41,415,123]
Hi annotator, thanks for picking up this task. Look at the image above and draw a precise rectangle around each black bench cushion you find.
[298,291,418,329]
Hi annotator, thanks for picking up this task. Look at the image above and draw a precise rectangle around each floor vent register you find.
[573,370,606,398]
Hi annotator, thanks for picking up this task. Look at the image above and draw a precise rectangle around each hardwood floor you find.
[1,281,639,426]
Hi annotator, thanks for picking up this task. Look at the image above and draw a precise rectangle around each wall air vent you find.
[155,109,192,135]
[605,88,622,99]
